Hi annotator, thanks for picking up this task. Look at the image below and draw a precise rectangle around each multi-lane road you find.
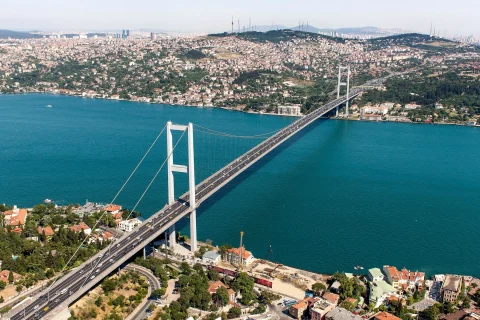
[7,81,379,320]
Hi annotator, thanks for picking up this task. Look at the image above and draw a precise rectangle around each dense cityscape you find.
[1,31,479,124]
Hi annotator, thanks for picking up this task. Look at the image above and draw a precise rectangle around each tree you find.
[0,281,5,290]
[228,307,241,319]
[152,288,166,300]
[340,300,355,312]
[214,287,230,306]
[208,269,220,281]
[180,262,191,275]
[8,271,14,284]
[101,279,117,294]
[312,282,327,296]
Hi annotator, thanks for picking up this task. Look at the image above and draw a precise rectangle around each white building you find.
[278,105,301,116]
[202,251,221,265]
[119,218,142,232]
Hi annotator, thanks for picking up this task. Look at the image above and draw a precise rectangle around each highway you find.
[6,79,381,320]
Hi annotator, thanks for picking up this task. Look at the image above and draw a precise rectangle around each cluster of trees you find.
[360,72,480,121]
[0,203,115,293]
[181,50,207,60]
[332,272,366,300]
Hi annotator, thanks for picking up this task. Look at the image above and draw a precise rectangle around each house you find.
[10,227,22,235]
[225,246,254,266]
[207,281,236,304]
[104,204,122,215]
[369,281,397,307]
[325,307,363,320]
[323,292,340,306]
[119,218,142,232]
[3,206,28,226]
[405,103,421,110]
[202,251,221,265]
[311,298,336,320]
[37,226,55,239]
[330,281,341,293]
[289,299,308,320]
[0,270,21,283]
[369,268,385,282]
[441,275,463,303]
[70,222,92,235]
[374,311,401,320]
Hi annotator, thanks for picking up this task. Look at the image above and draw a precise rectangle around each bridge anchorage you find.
[166,121,197,252]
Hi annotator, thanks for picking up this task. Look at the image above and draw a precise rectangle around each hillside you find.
[0,29,43,39]
[209,29,344,43]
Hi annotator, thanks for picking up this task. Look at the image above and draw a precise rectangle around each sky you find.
[1,0,479,36]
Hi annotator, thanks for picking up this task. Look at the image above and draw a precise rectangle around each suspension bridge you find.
[6,76,384,320]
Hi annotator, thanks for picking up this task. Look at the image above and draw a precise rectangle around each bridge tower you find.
[336,65,351,117]
[166,121,197,252]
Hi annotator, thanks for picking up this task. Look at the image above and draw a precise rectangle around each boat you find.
[354,266,364,270]
[44,199,53,204]
[46,105,52,108]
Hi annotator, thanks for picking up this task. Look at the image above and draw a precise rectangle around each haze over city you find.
[1,0,479,35]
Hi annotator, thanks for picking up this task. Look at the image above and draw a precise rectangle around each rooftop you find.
[369,268,384,278]
[326,307,363,320]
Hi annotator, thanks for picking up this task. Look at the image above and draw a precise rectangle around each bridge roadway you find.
[7,84,371,320]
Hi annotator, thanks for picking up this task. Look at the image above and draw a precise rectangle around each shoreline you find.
[2,91,477,127]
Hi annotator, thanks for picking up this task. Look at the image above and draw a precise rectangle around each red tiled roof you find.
[375,312,401,320]
[227,246,252,259]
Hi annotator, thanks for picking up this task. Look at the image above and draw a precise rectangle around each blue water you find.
[2,94,480,277]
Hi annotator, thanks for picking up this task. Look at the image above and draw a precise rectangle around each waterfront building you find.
[202,251,221,265]
[441,275,463,303]
[278,105,302,116]
[225,246,254,266]
[325,307,362,320]
[369,268,385,282]
[369,280,397,307]
[3,206,27,226]
[104,204,122,215]
[119,218,142,232]
[383,265,425,291]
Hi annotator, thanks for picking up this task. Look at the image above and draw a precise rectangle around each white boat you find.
[44,199,53,204]
[46,105,52,108]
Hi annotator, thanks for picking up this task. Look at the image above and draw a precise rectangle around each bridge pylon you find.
[166,121,197,252]
[336,65,351,117]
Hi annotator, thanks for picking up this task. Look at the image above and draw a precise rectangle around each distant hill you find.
[289,25,323,33]
[0,29,43,39]
[209,29,344,43]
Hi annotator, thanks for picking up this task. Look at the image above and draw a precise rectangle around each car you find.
[44,307,49,312]
[99,253,103,258]
[96,269,100,273]
[34,305,39,310]
[98,263,103,267]
[90,275,96,279]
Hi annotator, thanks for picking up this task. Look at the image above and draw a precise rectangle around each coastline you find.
[2,91,477,127]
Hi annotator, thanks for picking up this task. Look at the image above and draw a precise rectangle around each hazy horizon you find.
[1,0,479,36]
